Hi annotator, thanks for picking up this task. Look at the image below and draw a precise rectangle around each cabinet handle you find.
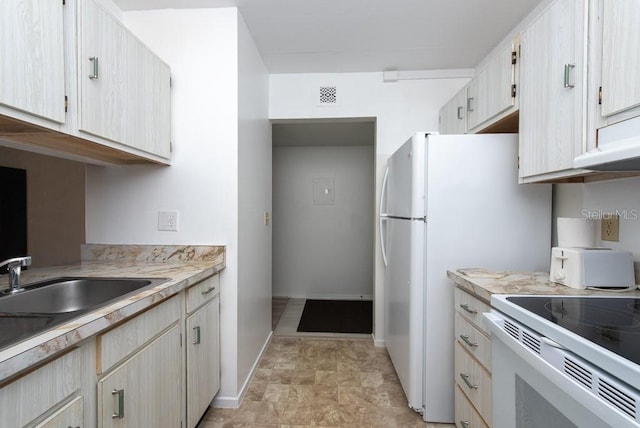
[193,326,201,344]
[459,421,470,427]
[457,106,464,120]
[111,388,124,419]
[459,334,478,347]
[459,304,477,314]
[564,63,575,88]
[466,97,474,112]
[89,56,99,80]
[201,286,216,295]
[459,373,478,390]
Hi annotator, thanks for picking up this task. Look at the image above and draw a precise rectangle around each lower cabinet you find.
[0,272,222,428]
[97,325,182,427]
[0,346,86,427]
[454,287,492,428]
[186,294,220,428]
[185,274,221,428]
[35,396,83,428]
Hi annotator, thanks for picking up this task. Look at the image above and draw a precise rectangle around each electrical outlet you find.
[601,214,619,242]
[158,211,178,231]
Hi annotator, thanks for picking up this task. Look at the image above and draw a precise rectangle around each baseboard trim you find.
[211,331,273,409]
[372,333,385,348]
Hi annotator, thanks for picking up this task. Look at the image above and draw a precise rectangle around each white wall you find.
[236,13,272,398]
[269,73,468,343]
[554,178,640,259]
[86,8,244,401]
[273,145,374,299]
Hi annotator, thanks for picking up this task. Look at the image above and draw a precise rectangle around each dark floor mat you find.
[297,299,372,334]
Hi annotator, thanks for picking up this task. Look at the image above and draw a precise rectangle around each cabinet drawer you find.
[455,342,492,424]
[455,287,491,335]
[0,347,82,427]
[97,294,181,373]
[455,385,489,428]
[186,274,220,314]
[455,313,491,372]
[34,395,83,428]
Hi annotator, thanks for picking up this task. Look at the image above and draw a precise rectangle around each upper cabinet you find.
[600,0,640,118]
[439,86,467,135]
[79,0,171,158]
[596,0,640,124]
[518,0,589,182]
[467,41,518,133]
[0,0,65,125]
[0,0,171,165]
[439,39,518,135]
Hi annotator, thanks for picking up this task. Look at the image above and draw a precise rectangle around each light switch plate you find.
[158,211,178,231]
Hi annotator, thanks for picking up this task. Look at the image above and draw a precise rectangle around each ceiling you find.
[113,0,542,74]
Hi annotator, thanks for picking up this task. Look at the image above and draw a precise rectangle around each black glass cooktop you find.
[506,296,640,365]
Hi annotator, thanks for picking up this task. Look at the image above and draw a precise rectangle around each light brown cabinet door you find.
[0,0,65,123]
[519,0,586,179]
[98,325,182,428]
[79,0,171,158]
[600,0,640,117]
[186,296,220,428]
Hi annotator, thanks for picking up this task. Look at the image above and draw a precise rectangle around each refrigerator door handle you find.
[379,166,389,267]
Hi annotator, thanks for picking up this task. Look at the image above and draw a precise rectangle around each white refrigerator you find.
[379,132,552,423]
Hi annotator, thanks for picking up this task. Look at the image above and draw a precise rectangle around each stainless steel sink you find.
[0,277,169,349]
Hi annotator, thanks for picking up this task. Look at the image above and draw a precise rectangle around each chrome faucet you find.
[0,256,32,294]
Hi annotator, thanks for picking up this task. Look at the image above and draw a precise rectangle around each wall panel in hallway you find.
[273,145,374,299]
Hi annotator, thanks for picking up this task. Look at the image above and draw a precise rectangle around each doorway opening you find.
[271,118,376,337]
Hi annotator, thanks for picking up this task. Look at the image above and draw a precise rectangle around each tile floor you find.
[197,336,455,428]
[197,299,454,427]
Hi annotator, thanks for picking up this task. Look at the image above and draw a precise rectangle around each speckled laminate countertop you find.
[0,244,225,383]
[447,269,640,303]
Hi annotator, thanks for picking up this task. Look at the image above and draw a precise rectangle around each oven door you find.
[484,312,639,428]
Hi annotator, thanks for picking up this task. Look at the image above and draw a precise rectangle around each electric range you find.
[487,294,640,427]
[491,294,640,388]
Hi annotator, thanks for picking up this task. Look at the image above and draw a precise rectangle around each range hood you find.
[574,116,640,171]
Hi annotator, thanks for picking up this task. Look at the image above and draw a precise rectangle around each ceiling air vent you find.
[318,86,338,106]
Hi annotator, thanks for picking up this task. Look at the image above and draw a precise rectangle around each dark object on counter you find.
[297,299,372,334]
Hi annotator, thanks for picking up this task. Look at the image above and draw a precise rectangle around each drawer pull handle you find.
[459,304,477,314]
[467,97,474,112]
[201,286,216,295]
[459,334,478,347]
[460,421,470,427]
[89,56,99,80]
[564,63,575,88]
[112,388,125,419]
[460,373,478,390]
[457,106,464,120]
[193,326,201,344]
